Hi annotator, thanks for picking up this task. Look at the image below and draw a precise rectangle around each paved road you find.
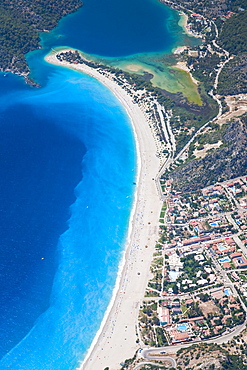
[136,4,246,367]
[133,361,174,370]
[138,349,176,368]
[138,317,247,356]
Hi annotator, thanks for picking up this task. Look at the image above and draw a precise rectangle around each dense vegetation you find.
[219,11,247,54]
[0,0,82,74]
[176,342,247,370]
[188,50,221,92]
[160,0,231,18]
[230,0,247,11]
[138,365,168,370]
[222,355,247,370]
[167,114,247,192]
[218,53,247,94]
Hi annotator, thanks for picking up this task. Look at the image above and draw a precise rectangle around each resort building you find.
[158,307,171,326]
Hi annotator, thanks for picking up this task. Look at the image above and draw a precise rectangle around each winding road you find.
[135,349,176,369]
[140,4,247,366]
[159,9,233,169]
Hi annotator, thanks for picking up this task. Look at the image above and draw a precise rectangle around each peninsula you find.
[0,0,82,77]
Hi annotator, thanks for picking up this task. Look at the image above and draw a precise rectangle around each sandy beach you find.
[178,12,201,38]
[173,61,199,86]
[45,51,163,370]
[171,13,190,55]
[178,12,190,36]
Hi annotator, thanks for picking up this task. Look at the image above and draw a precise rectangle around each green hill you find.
[0,0,82,75]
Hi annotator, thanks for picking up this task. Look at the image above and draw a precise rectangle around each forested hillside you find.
[0,0,82,75]
[219,11,247,54]
[168,114,247,192]
[218,53,247,95]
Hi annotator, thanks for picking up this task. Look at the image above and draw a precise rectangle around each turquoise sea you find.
[0,0,187,368]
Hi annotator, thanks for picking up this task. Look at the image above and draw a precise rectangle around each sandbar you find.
[45,51,162,370]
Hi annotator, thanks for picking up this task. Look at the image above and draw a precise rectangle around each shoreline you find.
[178,12,196,38]
[45,51,163,369]
[171,12,200,87]
[173,61,200,86]
[172,10,201,54]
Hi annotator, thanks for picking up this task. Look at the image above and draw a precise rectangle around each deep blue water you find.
[0,99,85,355]
[0,67,135,369]
[0,0,181,368]
[41,0,176,57]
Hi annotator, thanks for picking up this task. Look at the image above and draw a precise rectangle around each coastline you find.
[172,10,201,55]
[178,12,195,38]
[173,61,200,86]
[171,12,200,87]
[45,51,163,369]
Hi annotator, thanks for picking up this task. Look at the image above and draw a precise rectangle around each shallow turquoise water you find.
[0,67,136,369]
[0,0,186,368]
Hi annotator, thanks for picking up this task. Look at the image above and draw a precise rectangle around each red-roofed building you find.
[229,295,236,303]
[158,307,171,326]
[189,316,204,322]
[182,235,211,246]
[182,237,201,246]
[226,11,236,18]
[229,304,241,310]
[191,13,203,19]
[214,325,223,334]
[225,238,235,246]
[185,299,194,306]
[206,239,223,246]
[219,297,228,306]
[236,312,244,318]
[230,252,242,259]
[222,262,231,269]
[172,332,190,342]
[211,290,224,300]
[230,252,247,268]
[222,315,232,324]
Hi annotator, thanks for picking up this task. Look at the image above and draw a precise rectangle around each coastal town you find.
[139,176,247,348]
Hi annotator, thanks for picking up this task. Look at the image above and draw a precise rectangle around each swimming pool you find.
[218,245,227,252]
[219,257,231,263]
[224,288,232,296]
[210,222,218,226]
[177,323,190,332]
[169,271,180,281]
